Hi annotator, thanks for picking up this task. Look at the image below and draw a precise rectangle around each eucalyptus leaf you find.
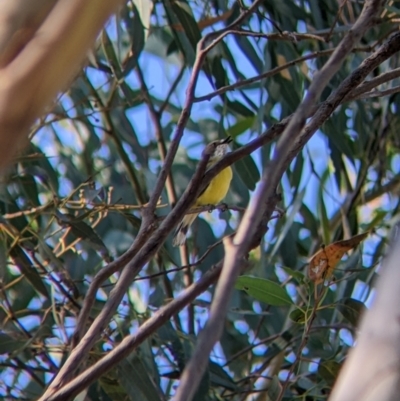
[235,276,293,306]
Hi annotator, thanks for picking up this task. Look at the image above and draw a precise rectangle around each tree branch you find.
[329,226,400,401]
[0,0,56,67]
[194,49,335,103]
[0,0,124,170]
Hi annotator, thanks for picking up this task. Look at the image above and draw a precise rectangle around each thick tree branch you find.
[0,0,56,67]
[329,227,400,401]
[0,0,124,171]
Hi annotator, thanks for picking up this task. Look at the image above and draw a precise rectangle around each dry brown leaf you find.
[308,232,369,284]
[276,54,292,80]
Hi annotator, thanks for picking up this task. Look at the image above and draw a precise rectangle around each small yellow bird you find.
[172,136,233,247]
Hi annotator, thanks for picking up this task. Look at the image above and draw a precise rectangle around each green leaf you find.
[386,5,400,15]
[0,333,28,354]
[235,276,293,306]
[275,74,302,113]
[324,118,355,165]
[290,152,304,196]
[300,202,319,238]
[307,330,336,359]
[363,209,387,231]
[104,229,135,255]
[226,99,255,117]
[0,198,30,240]
[318,360,342,386]
[232,34,263,74]
[9,245,49,298]
[279,225,299,269]
[289,308,306,324]
[211,55,228,89]
[132,0,153,40]
[226,116,256,138]
[15,174,40,208]
[267,376,282,401]
[27,144,59,193]
[281,266,305,284]
[118,352,164,401]
[270,187,305,259]
[164,0,199,65]
[110,108,147,166]
[209,361,238,391]
[121,0,153,75]
[170,0,201,48]
[338,298,366,327]
[101,31,123,77]
[99,374,128,400]
[318,171,331,245]
[0,230,7,281]
[328,136,345,191]
[55,211,111,262]
[234,154,260,191]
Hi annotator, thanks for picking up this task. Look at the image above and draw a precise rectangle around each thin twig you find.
[349,84,400,100]
[194,49,335,103]
[346,66,400,100]
[158,64,186,115]
[136,63,177,206]
[222,29,326,43]
[276,289,324,401]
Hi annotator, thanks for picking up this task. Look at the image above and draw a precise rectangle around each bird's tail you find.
[172,213,198,246]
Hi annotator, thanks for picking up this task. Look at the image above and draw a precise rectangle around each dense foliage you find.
[1,0,400,399]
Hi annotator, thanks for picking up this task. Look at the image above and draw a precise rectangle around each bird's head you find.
[208,136,232,161]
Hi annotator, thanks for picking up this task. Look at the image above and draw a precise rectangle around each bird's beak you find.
[222,136,233,144]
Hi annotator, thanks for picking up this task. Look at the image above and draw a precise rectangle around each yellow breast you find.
[195,166,233,206]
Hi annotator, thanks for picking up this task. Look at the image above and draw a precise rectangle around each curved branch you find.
[0,0,124,170]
